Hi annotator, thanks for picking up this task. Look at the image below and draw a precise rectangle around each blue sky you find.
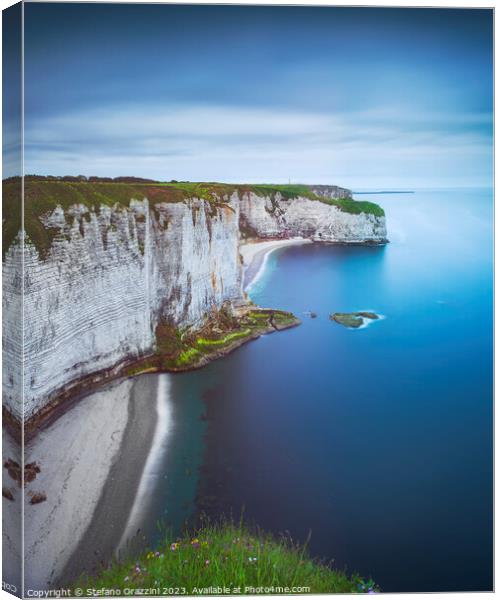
[14,4,494,187]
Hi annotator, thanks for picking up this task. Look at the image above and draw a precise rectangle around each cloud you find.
[23,103,492,188]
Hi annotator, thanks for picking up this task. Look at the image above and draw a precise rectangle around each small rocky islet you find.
[329,311,379,329]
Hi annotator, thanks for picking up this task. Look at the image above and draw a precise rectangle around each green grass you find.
[175,347,201,366]
[2,178,22,258]
[244,312,271,325]
[270,311,300,327]
[152,181,234,204]
[195,329,252,347]
[73,521,378,595]
[2,179,234,257]
[3,177,384,257]
[250,184,318,200]
[323,197,385,218]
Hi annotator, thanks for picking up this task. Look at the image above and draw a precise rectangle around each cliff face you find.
[239,192,387,243]
[3,240,23,422]
[4,193,242,420]
[2,181,387,423]
[308,185,352,200]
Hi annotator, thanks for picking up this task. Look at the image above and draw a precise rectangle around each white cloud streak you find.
[24,104,492,188]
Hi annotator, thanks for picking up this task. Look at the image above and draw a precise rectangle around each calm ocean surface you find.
[137,189,493,592]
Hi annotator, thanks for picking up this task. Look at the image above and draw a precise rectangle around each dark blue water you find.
[154,189,493,592]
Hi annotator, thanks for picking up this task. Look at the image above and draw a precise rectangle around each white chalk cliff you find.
[2,185,387,422]
[239,192,387,242]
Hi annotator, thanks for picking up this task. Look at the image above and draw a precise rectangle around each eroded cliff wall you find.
[3,193,242,420]
[2,182,387,422]
[239,192,387,243]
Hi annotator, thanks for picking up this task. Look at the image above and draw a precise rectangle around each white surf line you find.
[244,239,311,293]
[117,374,172,554]
[357,311,386,330]
[245,246,273,293]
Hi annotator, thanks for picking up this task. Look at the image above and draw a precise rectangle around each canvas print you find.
[2,2,493,597]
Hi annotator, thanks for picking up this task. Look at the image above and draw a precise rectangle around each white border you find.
[0,2,495,600]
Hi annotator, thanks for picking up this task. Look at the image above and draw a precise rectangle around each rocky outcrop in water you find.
[330,312,380,328]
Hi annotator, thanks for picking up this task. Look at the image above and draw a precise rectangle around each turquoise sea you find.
[133,188,493,592]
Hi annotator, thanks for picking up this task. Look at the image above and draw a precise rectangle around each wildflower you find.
[248,557,257,563]
[135,566,141,574]
[124,577,129,582]
[155,551,160,557]
[170,542,179,552]
[201,540,209,547]
[205,559,210,566]
[191,538,200,549]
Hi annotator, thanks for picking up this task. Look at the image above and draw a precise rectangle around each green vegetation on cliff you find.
[2,178,22,259]
[159,307,298,370]
[240,183,384,217]
[326,197,385,217]
[2,178,234,257]
[72,521,378,595]
[2,176,384,256]
[123,306,299,377]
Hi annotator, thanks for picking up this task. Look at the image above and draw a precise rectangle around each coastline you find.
[27,240,304,588]
[21,238,309,589]
[116,374,172,555]
[6,239,312,444]
[23,379,133,591]
[240,238,311,292]
[18,311,300,442]
[58,375,160,586]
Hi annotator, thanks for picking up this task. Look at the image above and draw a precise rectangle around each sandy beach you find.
[21,377,153,591]
[58,375,162,586]
[116,374,172,556]
[2,429,22,593]
[23,379,133,591]
[240,238,311,291]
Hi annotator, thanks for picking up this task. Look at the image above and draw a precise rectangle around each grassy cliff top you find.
[72,520,378,594]
[3,177,384,256]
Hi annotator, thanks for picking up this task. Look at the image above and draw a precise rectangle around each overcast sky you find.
[14,4,494,188]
